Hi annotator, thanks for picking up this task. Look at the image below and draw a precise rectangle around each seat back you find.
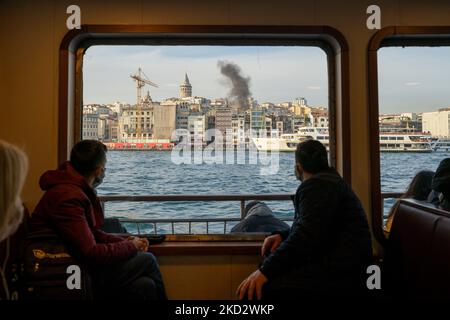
[384,199,450,298]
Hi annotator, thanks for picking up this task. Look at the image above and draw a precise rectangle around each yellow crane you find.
[130,68,158,140]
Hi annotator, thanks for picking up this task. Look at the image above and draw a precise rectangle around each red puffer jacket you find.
[30,161,137,268]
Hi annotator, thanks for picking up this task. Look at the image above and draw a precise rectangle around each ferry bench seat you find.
[383,199,450,299]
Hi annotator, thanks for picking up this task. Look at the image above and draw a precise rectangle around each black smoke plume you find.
[217,60,251,110]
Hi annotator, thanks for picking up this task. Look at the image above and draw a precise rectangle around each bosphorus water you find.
[98,151,449,231]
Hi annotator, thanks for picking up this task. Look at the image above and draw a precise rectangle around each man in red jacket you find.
[30,140,166,300]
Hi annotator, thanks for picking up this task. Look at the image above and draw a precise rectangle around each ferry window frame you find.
[59,25,350,176]
[58,25,350,242]
[368,26,450,244]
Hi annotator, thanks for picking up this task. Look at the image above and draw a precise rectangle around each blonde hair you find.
[0,140,28,241]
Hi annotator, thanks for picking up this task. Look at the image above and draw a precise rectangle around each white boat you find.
[251,134,305,152]
[379,133,433,152]
[251,127,328,152]
[252,127,434,152]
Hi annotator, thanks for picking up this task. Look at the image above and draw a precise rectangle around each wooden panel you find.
[150,241,262,256]
[158,254,261,300]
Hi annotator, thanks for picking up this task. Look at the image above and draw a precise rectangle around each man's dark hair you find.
[70,140,107,176]
[432,158,450,197]
[295,139,329,174]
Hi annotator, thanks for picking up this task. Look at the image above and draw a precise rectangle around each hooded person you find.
[428,158,450,210]
[231,201,289,233]
[30,140,166,300]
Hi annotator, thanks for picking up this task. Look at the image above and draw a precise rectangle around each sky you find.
[83,45,328,107]
[378,47,450,114]
[83,45,450,114]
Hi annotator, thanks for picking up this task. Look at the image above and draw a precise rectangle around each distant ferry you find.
[104,141,174,151]
[252,127,434,152]
[251,127,328,152]
[379,133,433,152]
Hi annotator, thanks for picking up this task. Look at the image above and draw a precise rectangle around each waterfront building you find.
[231,115,246,146]
[98,115,119,142]
[250,106,265,134]
[379,112,422,133]
[260,102,275,109]
[109,101,124,115]
[176,103,190,130]
[215,106,232,135]
[82,106,99,140]
[423,108,450,137]
[162,98,190,131]
[153,102,176,140]
[309,108,329,128]
[118,92,154,141]
[291,115,307,133]
[275,121,284,136]
[188,113,206,142]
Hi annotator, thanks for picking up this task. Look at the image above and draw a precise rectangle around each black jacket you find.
[260,168,372,283]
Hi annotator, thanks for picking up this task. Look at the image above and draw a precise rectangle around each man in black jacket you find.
[236,140,372,300]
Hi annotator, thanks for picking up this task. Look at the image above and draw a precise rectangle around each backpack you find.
[20,230,93,300]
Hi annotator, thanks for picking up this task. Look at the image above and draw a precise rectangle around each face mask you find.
[0,198,24,242]
[92,168,105,189]
[295,165,303,182]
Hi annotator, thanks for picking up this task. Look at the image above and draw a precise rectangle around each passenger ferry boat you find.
[2,0,450,304]
[252,127,433,152]
[379,133,433,152]
[104,141,174,151]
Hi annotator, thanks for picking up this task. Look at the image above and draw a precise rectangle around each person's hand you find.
[261,234,282,257]
[236,270,268,300]
[131,237,148,251]
[138,237,149,252]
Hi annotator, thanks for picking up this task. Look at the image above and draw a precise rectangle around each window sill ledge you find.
[149,241,263,256]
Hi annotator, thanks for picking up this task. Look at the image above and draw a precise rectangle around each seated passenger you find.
[30,140,166,300]
[236,140,372,300]
[231,201,289,233]
[0,140,28,300]
[385,170,434,233]
[428,158,450,211]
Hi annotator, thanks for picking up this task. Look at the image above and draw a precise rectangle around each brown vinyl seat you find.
[384,199,450,299]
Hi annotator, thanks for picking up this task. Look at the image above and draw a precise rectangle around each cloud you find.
[404,82,421,86]
[306,86,321,90]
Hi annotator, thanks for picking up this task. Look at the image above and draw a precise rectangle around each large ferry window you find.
[376,45,450,235]
[80,44,329,235]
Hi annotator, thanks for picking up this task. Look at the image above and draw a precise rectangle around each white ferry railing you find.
[99,193,402,235]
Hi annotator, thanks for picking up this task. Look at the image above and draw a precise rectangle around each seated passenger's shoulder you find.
[41,184,92,207]
[303,169,343,189]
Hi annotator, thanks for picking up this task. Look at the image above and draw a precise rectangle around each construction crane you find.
[130,68,158,140]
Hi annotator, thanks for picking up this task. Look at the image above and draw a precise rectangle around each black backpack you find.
[20,230,93,300]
